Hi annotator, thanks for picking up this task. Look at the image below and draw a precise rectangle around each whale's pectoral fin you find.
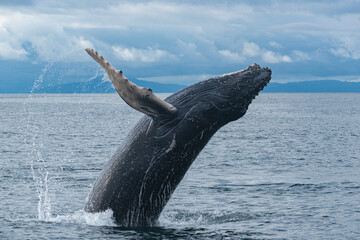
[85,48,177,121]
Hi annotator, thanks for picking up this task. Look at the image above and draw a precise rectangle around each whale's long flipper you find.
[85,48,177,120]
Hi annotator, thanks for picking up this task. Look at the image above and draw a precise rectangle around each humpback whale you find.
[84,48,271,226]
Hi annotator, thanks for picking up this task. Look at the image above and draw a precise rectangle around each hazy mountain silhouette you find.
[44,79,360,93]
[263,80,360,93]
[33,78,187,93]
[2,77,360,93]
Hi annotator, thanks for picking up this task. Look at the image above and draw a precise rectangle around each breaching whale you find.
[84,48,271,226]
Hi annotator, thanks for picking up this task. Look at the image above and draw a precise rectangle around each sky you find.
[1,0,360,92]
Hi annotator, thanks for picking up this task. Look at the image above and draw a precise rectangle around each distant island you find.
[29,78,186,94]
[37,79,360,93]
[264,80,360,93]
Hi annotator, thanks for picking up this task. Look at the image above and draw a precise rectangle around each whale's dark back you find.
[85,113,219,226]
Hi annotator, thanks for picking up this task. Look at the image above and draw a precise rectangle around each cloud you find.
[0,0,359,82]
[67,23,127,30]
[262,51,292,63]
[0,11,97,61]
[243,42,260,57]
[176,40,202,58]
[220,42,292,64]
[292,50,310,61]
[218,49,243,61]
[75,37,94,50]
[0,41,28,60]
[330,47,360,60]
[330,48,351,59]
[330,37,360,60]
[269,41,282,49]
[0,1,358,65]
[0,16,29,60]
[112,46,175,63]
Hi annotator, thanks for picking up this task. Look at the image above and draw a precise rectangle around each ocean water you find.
[1,93,360,239]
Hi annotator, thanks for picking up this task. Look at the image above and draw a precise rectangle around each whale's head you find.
[159,64,271,138]
[167,64,271,124]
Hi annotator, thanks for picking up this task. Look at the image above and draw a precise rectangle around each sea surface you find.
[1,93,360,239]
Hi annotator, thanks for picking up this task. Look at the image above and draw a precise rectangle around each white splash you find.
[49,209,117,226]
[23,62,117,226]
[24,62,54,221]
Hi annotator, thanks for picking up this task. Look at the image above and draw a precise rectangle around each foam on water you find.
[159,210,205,228]
[158,209,260,229]
[38,208,254,229]
[48,209,117,226]
[40,207,251,228]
